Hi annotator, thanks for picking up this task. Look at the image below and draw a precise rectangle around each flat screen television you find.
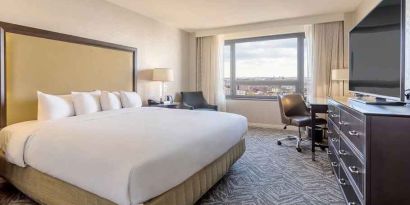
[349,0,403,101]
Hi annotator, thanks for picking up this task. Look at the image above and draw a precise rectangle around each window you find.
[224,33,305,99]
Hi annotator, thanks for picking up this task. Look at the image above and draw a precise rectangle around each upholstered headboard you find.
[0,22,137,127]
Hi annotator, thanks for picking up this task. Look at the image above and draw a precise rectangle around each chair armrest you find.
[180,103,194,110]
[203,104,218,111]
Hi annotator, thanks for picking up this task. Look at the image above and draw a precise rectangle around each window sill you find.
[226,96,278,101]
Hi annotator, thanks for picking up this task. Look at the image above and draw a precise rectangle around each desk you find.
[307,97,328,161]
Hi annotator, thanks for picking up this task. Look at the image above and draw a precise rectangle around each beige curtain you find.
[305,21,345,99]
[196,35,226,111]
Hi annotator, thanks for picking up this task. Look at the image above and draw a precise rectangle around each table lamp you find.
[331,68,349,96]
[152,68,174,103]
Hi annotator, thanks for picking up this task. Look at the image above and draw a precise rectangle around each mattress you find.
[0,107,248,204]
[0,138,246,205]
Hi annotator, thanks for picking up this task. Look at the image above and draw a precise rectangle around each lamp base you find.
[160,81,165,104]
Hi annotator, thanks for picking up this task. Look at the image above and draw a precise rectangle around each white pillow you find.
[119,91,142,108]
[100,91,122,111]
[37,91,75,121]
[71,90,102,115]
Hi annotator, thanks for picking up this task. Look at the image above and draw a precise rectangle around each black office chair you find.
[180,91,218,111]
[277,94,327,152]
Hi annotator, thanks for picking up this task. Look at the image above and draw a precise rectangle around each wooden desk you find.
[307,97,328,161]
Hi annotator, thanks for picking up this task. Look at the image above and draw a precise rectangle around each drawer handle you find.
[348,166,360,174]
[331,162,338,167]
[327,150,332,155]
[347,202,358,205]
[338,178,347,186]
[348,130,359,136]
[338,150,347,156]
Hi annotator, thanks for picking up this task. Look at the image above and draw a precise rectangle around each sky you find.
[224,38,298,78]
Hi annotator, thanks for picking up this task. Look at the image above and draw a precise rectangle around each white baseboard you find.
[248,123,299,131]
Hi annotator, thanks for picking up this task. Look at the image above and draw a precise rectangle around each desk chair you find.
[277,94,327,152]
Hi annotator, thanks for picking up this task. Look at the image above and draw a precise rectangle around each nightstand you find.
[147,103,179,109]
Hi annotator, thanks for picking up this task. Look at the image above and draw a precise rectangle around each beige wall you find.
[0,0,190,103]
[195,13,345,37]
[353,0,382,25]
[226,100,282,127]
[344,12,355,67]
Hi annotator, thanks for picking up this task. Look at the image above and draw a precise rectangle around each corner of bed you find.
[0,139,245,205]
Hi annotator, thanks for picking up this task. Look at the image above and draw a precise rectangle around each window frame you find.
[224,32,305,100]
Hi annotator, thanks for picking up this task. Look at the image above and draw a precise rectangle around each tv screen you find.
[349,0,402,99]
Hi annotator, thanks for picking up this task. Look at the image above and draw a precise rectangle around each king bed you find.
[0,22,247,205]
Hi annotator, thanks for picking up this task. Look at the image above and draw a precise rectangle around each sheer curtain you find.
[305,21,345,100]
[196,35,226,111]
[305,25,313,101]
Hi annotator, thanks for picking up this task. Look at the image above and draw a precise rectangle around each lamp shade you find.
[332,69,349,81]
[152,68,174,82]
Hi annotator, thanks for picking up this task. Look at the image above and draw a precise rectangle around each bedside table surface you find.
[147,103,178,108]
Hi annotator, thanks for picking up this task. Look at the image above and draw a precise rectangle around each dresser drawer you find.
[339,164,362,205]
[328,104,340,128]
[339,137,364,197]
[340,109,365,155]
[327,142,340,179]
[327,120,340,149]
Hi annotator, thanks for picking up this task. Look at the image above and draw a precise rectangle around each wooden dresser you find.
[327,98,410,205]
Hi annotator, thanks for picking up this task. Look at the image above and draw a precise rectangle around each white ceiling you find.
[105,0,362,31]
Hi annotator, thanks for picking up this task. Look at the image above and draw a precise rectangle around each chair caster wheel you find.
[296,147,302,152]
[277,141,282,145]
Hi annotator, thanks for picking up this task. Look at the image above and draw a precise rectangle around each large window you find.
[224,33,305,99]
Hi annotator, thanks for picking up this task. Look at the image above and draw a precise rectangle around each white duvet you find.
[0,107,247,205]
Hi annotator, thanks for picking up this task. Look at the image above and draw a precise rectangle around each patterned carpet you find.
[0,127,344,205]
[0,179,35,205]
[196,127,344,205]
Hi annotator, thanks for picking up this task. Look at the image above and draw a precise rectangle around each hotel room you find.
[0,0,409,205]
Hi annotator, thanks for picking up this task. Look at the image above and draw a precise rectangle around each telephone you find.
[148,99,160,105]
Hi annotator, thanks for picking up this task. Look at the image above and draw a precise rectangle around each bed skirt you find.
[0,138,246,205]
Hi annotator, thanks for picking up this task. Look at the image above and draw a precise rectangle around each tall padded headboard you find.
[0,22,137,127]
